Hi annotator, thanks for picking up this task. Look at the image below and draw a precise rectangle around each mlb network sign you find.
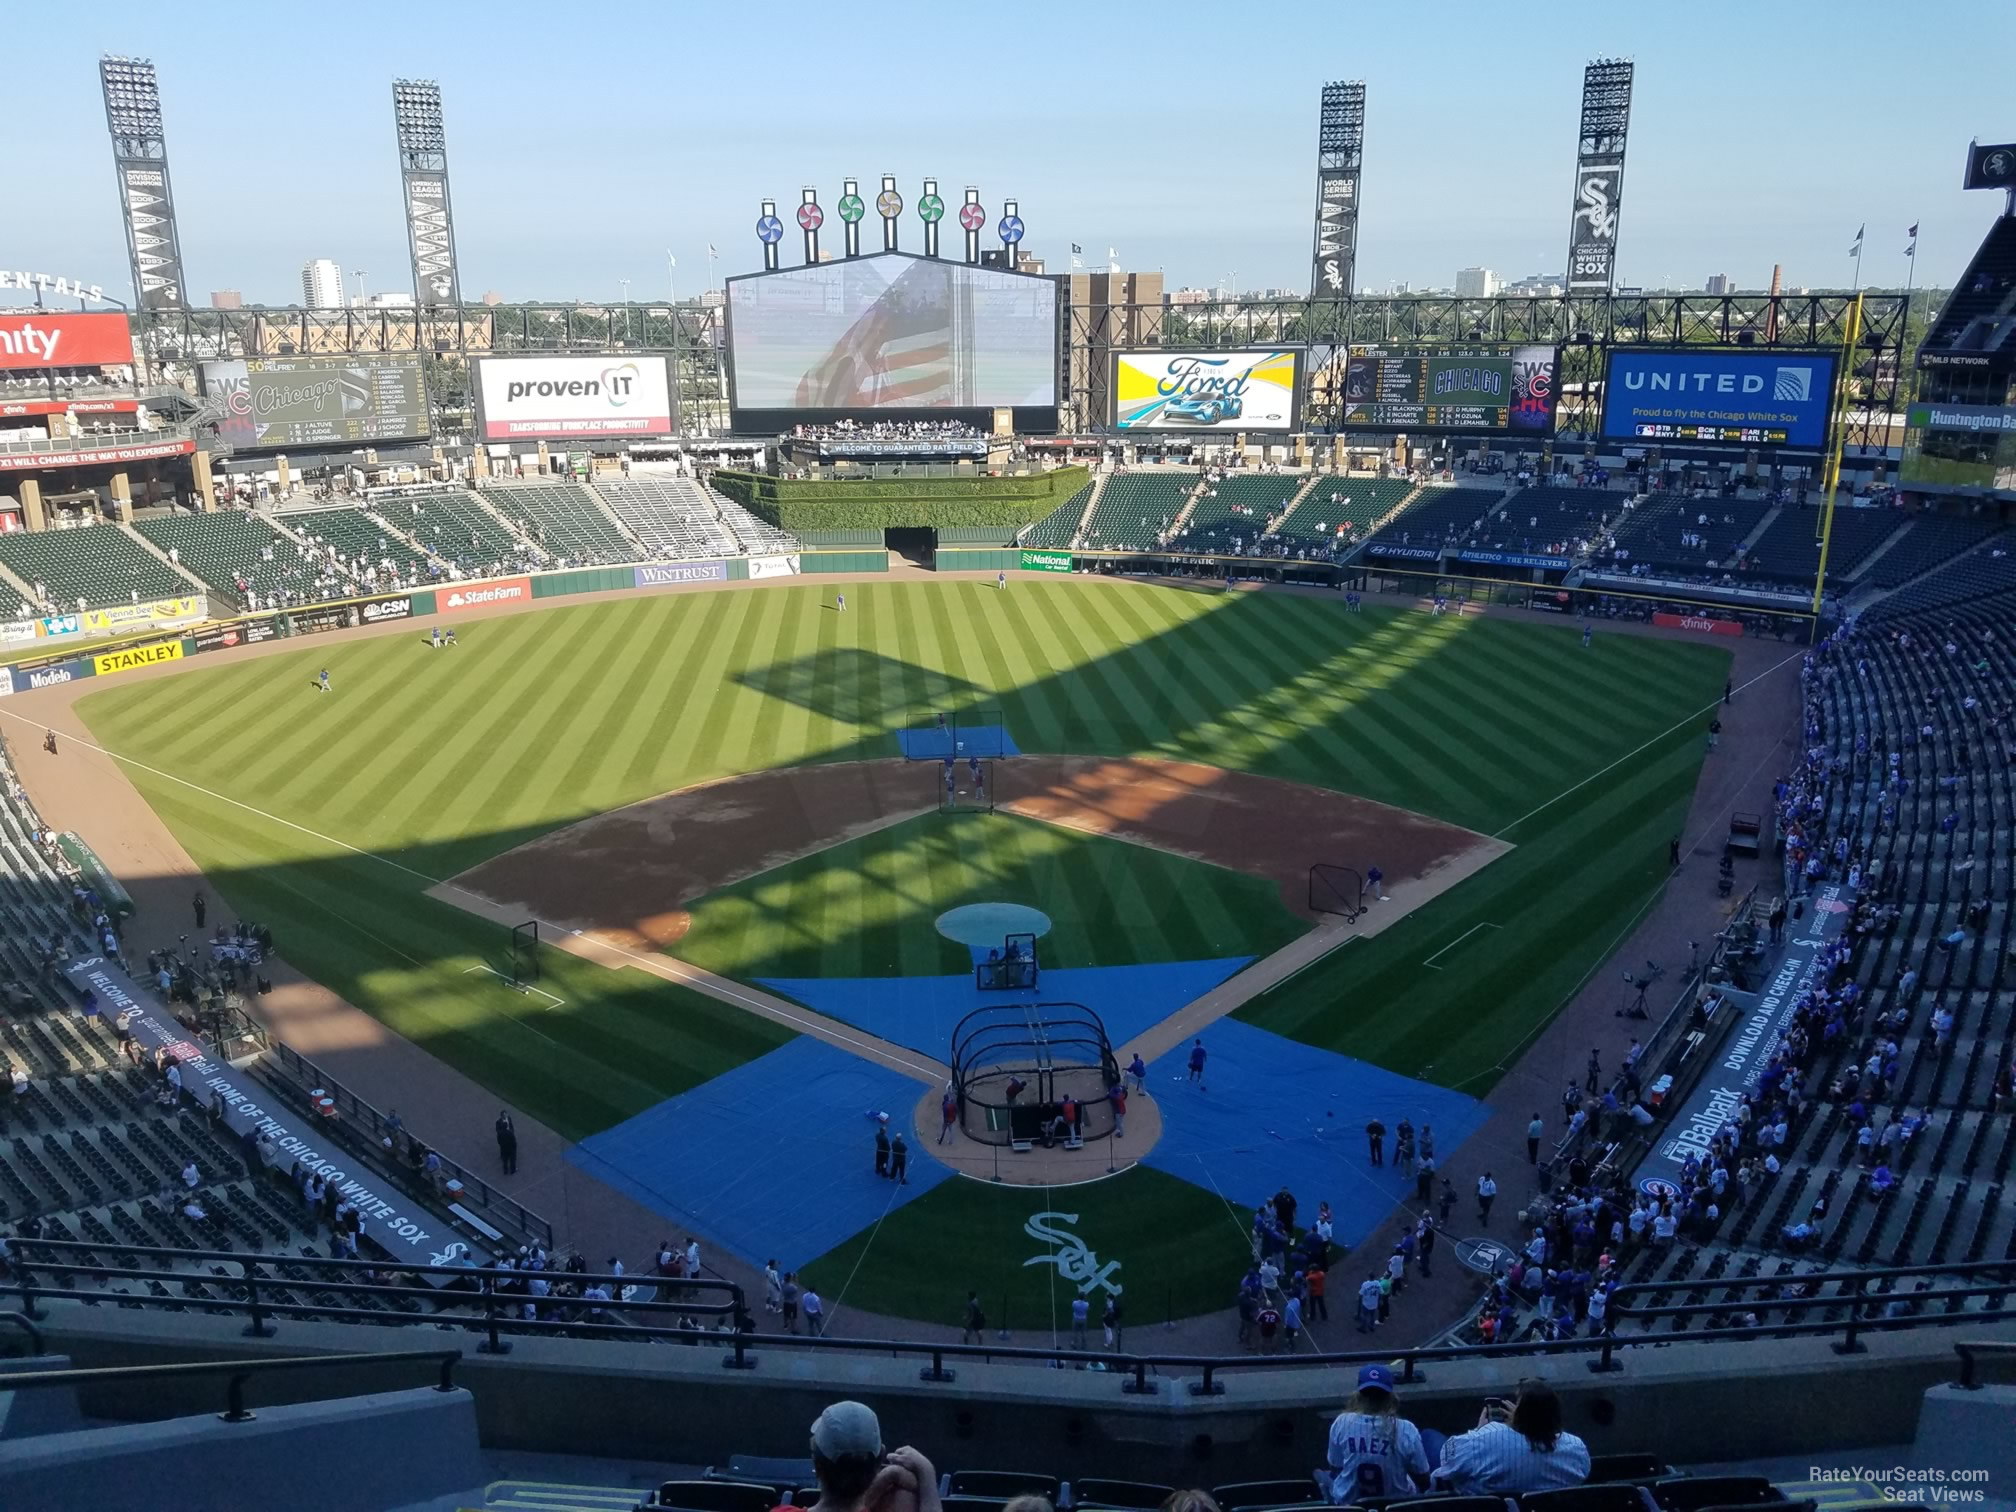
[1601,349,1838,449]
[475,355,674,441]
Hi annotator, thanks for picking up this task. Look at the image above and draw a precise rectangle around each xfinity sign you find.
[476,355,674,441]
[1601,349,1837,450]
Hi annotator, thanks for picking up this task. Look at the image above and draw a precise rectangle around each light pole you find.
[354,269,367,308]
[619,278,630,305]
[665,250,683,437]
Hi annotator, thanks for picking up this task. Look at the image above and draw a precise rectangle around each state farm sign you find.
[0,313,134,371]
[438,576,530,613]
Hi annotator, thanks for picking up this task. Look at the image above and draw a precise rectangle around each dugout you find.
[950,1002,1119,1147]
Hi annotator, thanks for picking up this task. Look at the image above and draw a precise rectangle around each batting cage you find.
[1308,863,1365,921]
[898,707,1017,761]
[950,1002,1119,1147]
[509,920,541,986]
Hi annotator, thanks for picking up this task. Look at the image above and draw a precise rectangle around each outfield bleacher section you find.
[600,478,742,559]
[1741,504,1901,586]
[705,486,802,554]
[378,491,537,578]
[133,510,354,608]
[1923,212,2016,350]
[1172,475,1296,553]
[1363,485,1504,558]
[0,524,190,610]
[1077,473,1193,552]
[1860,512,2003,589]
[1474,484,1620,558]
[1603,494,1773,577]
[1020,481,1094,549]
[1275,477,1412,551]
[286,506,434,589]
[1869,532,2016,620]
[476,484,636,566]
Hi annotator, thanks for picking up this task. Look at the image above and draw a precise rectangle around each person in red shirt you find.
[1306,1264,1328,1321]
[1060,1095,1079,1141]
[1109,1083,1127,1137]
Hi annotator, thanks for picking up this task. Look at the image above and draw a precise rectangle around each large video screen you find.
[1601,349,1838,448]
[1113,349,1300,431]
[474,355,673,441]
[1340,348,1557,433]
[728,255,1056,410]
[200,356,427,449]
[1900,403,2016,491]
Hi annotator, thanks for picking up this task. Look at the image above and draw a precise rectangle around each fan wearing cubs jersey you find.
[1324,1364,1431,1505]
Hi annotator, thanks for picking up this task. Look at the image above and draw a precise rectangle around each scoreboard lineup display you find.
[1627,421,1791,445]
[1342,353,1513,429]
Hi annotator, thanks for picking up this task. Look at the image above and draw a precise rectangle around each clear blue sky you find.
[8,0,2010,304]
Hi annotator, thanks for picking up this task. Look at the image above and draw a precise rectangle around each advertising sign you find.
[475,356,673,441]
[746,555,799,579]
[200,356,429,450]
[635,561,728,587]
[0,620,35,644]
[94,640,184,677]
[438,576,531,613]
[0,438,193,472]
[0,397,140,419]
[1113,350,1300,431]
[1901,403,2016,490]
[80,596,203,633]
[1342,351,1556,433]
[1652,612,1745,636]
[1020,549,1073,573]
[1600,350,1838,448]
[0,667,12,696]
[38,614,82,640]
[358,594,415,624]
[17,658,95,690]
[192,617,281,653]
[0,313,135,371]
[1454,549,1569,571]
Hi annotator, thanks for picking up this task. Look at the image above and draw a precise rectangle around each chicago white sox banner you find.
[1565,60,1634,294]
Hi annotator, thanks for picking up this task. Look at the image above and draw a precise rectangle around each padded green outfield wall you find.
[713,466,1089,531]
[934,548,1022,571]
[796,551,890,574]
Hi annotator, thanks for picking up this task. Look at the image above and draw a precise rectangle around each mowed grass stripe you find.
[619,589,745,789]
[547,597,693,813]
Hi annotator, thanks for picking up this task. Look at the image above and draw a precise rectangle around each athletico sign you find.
[475,355,674,441]
[439,576,530,613]
[1020,549,1073,573]
[0,312,134,370]
[1653,611,1744,637]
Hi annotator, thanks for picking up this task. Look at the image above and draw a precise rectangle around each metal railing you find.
[0,423,194,456]
[1954,1340,2016,1391]
[260,1041,553,1251]
[4,1239,2009,1392]
[0,1348,460,1422]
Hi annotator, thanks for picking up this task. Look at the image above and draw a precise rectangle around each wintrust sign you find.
[0,313,134,370]
[439,576,530,613]
[475,355,674,440]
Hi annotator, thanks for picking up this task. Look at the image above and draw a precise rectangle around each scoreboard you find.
[1339,350,1560,433]
[1625,422,1790,445]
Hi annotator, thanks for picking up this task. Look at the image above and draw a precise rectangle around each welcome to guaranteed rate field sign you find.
[1113,350,1301,431]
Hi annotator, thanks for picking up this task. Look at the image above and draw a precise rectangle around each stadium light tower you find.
[1310,81,1365,300]
[1565,59,1634,293]
[392,80,462,309]
[99,55,188,311]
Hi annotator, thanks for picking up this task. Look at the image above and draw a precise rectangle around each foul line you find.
[1421,921,1500,970]
[1492,643,1806,840]
[0,705,945,1084]
[461,964,566,1011]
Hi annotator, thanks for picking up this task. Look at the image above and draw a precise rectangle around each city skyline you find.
[6,0,2008,307]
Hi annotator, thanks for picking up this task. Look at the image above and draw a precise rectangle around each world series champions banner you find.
[1309,81,1366,299]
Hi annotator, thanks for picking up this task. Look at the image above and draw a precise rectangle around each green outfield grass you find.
[800,1165,1252,1336]
[675,809,1307,983]
[72,579,1731,1137]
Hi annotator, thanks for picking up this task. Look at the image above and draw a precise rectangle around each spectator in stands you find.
[1325,1363,1431,1502]
[1433,1381,1589,1494]
[798,1401,939,1512]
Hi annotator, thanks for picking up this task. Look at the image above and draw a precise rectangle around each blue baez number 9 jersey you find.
[1325,1412,1430,1503]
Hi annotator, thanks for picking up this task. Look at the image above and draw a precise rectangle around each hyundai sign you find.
[1601,350,1838,449]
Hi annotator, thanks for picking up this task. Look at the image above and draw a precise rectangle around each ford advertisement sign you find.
[1601,350,1838,449]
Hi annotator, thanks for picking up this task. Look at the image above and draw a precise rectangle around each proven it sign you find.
[0,313,134,370]
[475,355,673,440]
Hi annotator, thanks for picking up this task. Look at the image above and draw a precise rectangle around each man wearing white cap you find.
[1324,1363,1431,1504]
[803,1400,943,1512]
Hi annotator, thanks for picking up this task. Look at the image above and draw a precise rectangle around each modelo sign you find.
[475,356,673,441]
[1112,349,1300,431]
[0,312,134,371]
[1601,350,1838,449]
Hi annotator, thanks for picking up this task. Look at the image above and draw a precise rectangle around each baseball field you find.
[70,576,1730,1324]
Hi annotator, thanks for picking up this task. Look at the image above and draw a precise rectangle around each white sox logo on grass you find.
[1023,1211,1123,1296]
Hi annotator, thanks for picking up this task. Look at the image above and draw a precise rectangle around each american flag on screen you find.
[794,262,956,407]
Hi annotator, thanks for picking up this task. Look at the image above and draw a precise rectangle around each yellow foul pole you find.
[1811,293,1865,619]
